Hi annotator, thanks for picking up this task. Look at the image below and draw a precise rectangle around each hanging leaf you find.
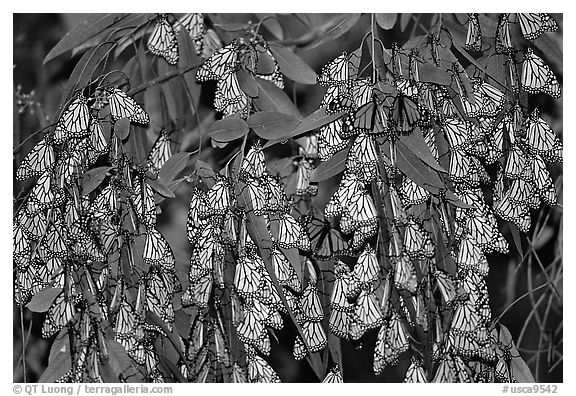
[81,166,112,195]
[305,13,361,50]
[148,177,176,199]
[498,324,536,383]
[309,146,349,182]
[248,111,301,140]
[195,159,216,179]
[64,42,115,103]
[399,128,447,173]
[400,13,412,31]
[207,118,249,146]
[159,152,193,183]
[114,117,130,140]
[38,338,71,382]
[253,78,302,118]
[375,14,397,30]
[264,106,347,149]
[26,287,62,313]
[236,69,259,98]
[269,43,317,84]
[395,140,444,194]
[177,27,203,115]
[44,14,130,64]
[102,339,140,382]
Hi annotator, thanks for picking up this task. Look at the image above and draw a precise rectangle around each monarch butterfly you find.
[318,118,348,161]
[457,236,489,276]
[507,178,539,210]
[87,118,108,164]
[115,296,138,340]
[143,228,174,269]
[473,79,506,117]
[392,253,418,293]
[146,269,177,325]
[404,218,434,259]
[392,94,429,133]
[345,99,390,137]
[303,211,349,260]
[446,330,482,362]
[348,190,378,228]
[431,355,457,383]
[346,132,379,183]
[70,224,105,262]
[435,270,457,305]
[521,48,561,98]
[270,213,311,251]
[448,148,474,185]
[42,289,76,338]
[404,358,428,383]
[450,300,481,333]
[294,159,318,196]
[205,177,232,216]
[322,365,344,383]
[260,173,288,212]
[187,188,209,243]
[13,222,31,270]
[400,176,430,206]
[300,283,324,323]
[373,313,409,374]
[16,138,55,181]
[252,38,284,89]
[331,261,357,310]
[350,222,378,251]
[174,13,205,55]
[517,13,559,41]
[53,94,90,143]
[132,176,156,229]
[329,306,353,339]
[247,353,281,383]
[244,177,267,216]
[38,220,68,260]
[292,335,307,361]
[240,143,266,179]
[106,88,150,124]
[234,254,262,298]
[504,144,528,179]
[189,273,214,309]
[147,130,172,172]
[354,245,380,284]
[16,206,47,241]
[355,288,384,332]
[317,52,356,86]
[269,247,301,291]
[464,14,482,52]
[302,320,328,352]
[236,303,266,346]
[214,70,249,118]
[147,14,178,65]
[495,14,513,53]
[524,109,562,163]
[495,191,531,233]
[298,133,318,159]
[529,153,557,207]
[196,41,239,82]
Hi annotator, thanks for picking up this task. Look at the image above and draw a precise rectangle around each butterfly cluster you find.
[147,13,223,65]
[196,35,283,118]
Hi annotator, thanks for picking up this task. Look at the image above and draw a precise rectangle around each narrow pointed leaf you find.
[309,146,349,182]
[269,43,317,84]
[248,111,301,140]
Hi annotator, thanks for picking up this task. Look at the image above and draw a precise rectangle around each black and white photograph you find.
[13,12,563,385]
